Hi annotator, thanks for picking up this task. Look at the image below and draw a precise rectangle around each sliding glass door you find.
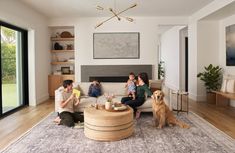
[0,21,28,117]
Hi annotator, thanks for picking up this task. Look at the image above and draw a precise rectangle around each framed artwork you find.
[61,67,70,74]
[226,24,235,66]
[93,32,140,59]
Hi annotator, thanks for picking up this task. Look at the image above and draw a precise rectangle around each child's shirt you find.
[128,80,136,93]
[88,84,101,97]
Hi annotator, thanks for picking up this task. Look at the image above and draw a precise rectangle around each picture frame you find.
[93,32,140,59]
[61,67,70,74]
[226,24,235,66]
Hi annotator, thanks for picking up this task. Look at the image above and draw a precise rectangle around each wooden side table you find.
[171,90,189,115]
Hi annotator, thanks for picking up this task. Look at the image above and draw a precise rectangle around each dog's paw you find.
[183,124,190,129]
[168,124,173,127]
[157,125,163,129]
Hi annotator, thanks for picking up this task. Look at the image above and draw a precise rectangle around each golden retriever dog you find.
[152,90,190,129]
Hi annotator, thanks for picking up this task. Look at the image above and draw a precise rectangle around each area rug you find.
[1,112,235,153]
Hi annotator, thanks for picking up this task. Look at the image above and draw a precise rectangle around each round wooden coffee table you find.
[84,105,134,141]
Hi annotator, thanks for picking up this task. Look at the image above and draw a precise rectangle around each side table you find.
[84,105,134,141]
[171,90,189,115]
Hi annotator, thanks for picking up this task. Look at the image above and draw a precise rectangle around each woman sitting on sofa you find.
[121,72,152,119]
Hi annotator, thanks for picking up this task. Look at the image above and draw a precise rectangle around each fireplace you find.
[89,76,129,82]
[81,65,152,82]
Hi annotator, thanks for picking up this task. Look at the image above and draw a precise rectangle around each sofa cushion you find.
[74,96,97,112]
[101,83,127,96]
[138,98,152,109]
[74,82,90,96]
[97,95,124,104]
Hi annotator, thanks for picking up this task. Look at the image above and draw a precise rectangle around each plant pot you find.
[206,92,216,104]
[105,102,112,110]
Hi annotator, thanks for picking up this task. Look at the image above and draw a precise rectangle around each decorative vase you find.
[105,101,112,110]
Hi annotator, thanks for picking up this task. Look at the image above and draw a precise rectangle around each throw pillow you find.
[220,79,227,92]
[226,79,235,93]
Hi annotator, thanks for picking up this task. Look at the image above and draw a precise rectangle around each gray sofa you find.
[55,80,162,113]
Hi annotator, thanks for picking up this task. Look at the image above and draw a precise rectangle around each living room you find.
[0,0,235,152]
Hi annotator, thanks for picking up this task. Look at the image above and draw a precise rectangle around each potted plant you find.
[158,61,165,80]
[197,64,222,104]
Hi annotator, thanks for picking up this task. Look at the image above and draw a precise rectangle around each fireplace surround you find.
[81,65,152,82]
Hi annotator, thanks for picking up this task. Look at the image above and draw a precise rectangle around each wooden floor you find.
[0,98,235,150]
[0,99,54,150]
[189,99,235,139]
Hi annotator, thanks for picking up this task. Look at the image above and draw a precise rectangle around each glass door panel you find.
[1,26,23,113]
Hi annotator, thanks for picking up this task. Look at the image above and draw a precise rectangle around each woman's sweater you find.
[136,84,152,98]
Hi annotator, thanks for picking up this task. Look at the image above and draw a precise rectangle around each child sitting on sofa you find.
[88,80,101,97]
[125,72,137,100]
[54,80,84,127]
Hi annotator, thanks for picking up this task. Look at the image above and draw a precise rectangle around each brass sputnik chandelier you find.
[95,1,137,28]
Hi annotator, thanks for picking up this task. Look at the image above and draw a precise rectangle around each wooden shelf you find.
[51,50,74,53]
[51,61,74,65]
[49,74,74,77]
[51,37,74,41]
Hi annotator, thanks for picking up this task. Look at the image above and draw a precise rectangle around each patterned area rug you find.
[1,112,235,153]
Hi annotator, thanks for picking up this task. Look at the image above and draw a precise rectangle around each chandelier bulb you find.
[126,17,134,22]
[96,5,104,10]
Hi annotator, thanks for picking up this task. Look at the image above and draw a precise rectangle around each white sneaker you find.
[74,122,84,129]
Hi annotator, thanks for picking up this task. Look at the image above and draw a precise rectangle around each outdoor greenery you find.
[158,61,165,80]
[197,64,222,92]
[1,26,17,109]
[2,84,17,108]
[1,26,16,83]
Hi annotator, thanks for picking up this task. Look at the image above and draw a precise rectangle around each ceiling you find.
[201,1,235,20]
[20,0,215,18]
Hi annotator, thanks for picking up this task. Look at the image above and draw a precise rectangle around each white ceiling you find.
[201,1,235,20]
[20,0,215,18]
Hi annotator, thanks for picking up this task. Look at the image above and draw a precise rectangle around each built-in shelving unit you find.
[51,37,74,41]
[51,61,74,65]
[50,50,74,53]
[48,26,75,97]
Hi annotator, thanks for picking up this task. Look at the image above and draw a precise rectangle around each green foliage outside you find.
[1,26,17,109]
[158,61,165,80]
[197,64,222,92]
[1,26,16,84]
[2,84,17,108]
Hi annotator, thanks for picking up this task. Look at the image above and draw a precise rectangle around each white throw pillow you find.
[220,79,227,92]
[226,79,235,93]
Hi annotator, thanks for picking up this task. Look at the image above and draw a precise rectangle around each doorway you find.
[0,21,28,117]
[185,37,188,92]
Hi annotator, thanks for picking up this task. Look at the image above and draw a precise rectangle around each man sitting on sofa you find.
[54,80,84,127]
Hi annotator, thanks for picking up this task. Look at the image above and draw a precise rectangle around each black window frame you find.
[0,20,28,118]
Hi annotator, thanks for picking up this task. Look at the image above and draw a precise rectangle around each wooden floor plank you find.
[0,99,54,150]
[0,98,234,150]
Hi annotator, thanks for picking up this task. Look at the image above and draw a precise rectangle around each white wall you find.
[220,14,235,107]
[188,0,234,101]
[160,26,185,90]
[196,20,220,101]
[49,17,188,82]
[188,20,220,101]
[0,0,50,106]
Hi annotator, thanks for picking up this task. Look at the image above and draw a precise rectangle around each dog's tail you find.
[175,120,190,129]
